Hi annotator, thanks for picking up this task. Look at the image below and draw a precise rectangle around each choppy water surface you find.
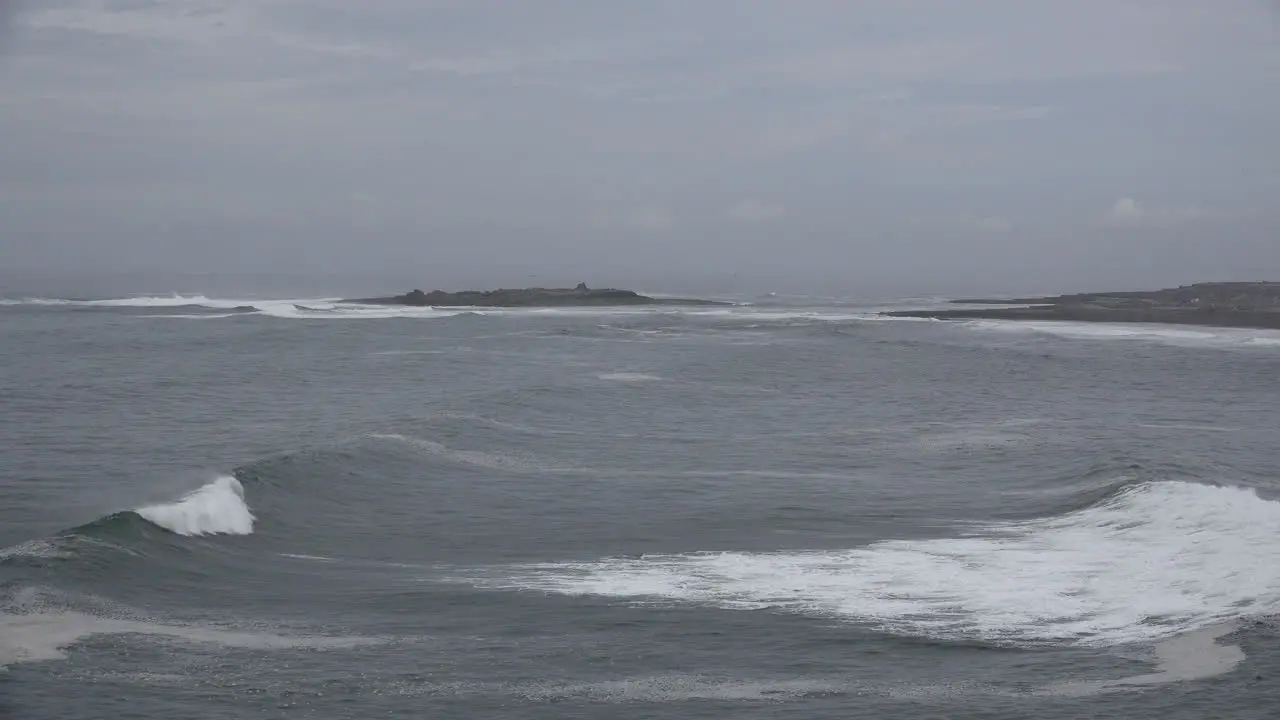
[3,291,1280,719]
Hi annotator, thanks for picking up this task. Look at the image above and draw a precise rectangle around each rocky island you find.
[882,281,1280,330]
[343,283,729,308]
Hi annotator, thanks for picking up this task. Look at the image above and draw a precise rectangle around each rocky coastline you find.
[343,283,728,308]
[882,281,1280,330]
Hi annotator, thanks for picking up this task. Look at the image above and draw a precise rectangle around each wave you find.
[0,294,475,320]
[0,477,256,569]
[134,476,254,537]
[0,609,373,669]
[597,372,662,382]
[467,480,1280,648]
[507,675,850,703]
[959,319,1280,349]
[0,427,541,565]
[1,294,244,308]
[0,293,923,325]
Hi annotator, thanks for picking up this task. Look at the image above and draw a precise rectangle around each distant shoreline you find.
[882,282,1280,331]
[341,284,729,308]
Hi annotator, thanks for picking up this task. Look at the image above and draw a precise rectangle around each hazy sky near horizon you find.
[1,1,1278,294]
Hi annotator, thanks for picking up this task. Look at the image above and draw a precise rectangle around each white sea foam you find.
[961,319,1280,349]
[85,294,227,307]
[7,294,292,310]
[214,299,474,320]
[0,297,74,305]
[0,294,908,324]
[0,589,379,671]
[264,302,478,320]
[147,313,245,320]
[135,475,254,536]
[0,294,477,320]
[0,539,68,561]
[1135,422,1240,433]
[0,611,374,668]
[477,481,1280,647]
[1042,622,1245,695]
[597,372,662,382]
[388,674,1011,702]
[511,675,848,702]
[15,294,1275,345]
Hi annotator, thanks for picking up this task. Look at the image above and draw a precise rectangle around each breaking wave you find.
[0,476,258,559]
[0,294,476,319]
[135,475,254,537]
[9,295,1280,347]
[472,481,1280,648]
[0,293,897,323]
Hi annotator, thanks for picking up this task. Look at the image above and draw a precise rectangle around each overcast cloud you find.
[1,0,1277,295]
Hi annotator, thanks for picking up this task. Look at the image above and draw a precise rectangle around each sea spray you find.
[136,475,255,537]
[474,481,1280,647]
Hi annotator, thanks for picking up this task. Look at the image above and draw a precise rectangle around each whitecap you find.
[135,475,254,537]
[960,319,1280,349]
[472,481,1280,648]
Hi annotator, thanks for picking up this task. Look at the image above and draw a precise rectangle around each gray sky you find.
[1,0,1278,295]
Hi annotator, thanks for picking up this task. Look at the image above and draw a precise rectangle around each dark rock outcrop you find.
[343,285,728,308]
[883,282,1280,330]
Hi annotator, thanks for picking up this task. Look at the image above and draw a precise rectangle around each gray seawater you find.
[3,291,1280,719]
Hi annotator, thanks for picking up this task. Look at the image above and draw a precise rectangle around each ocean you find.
[2,287,1280,719]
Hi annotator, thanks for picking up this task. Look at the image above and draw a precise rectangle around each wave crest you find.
[472,481,1280,647]
[135,476,255,537]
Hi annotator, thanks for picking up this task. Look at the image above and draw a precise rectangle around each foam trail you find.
[148,313,245,320]
[1108,623,1245,686]
[597,372,662,382]
[1043,622,1245,695]
[0,295,898,323]
[477,481,1280,647]
[512,675,849,702]
[0,610,376,669]
[136,476,254,536]
[0,298,73,306]
[961,319,1280,349]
